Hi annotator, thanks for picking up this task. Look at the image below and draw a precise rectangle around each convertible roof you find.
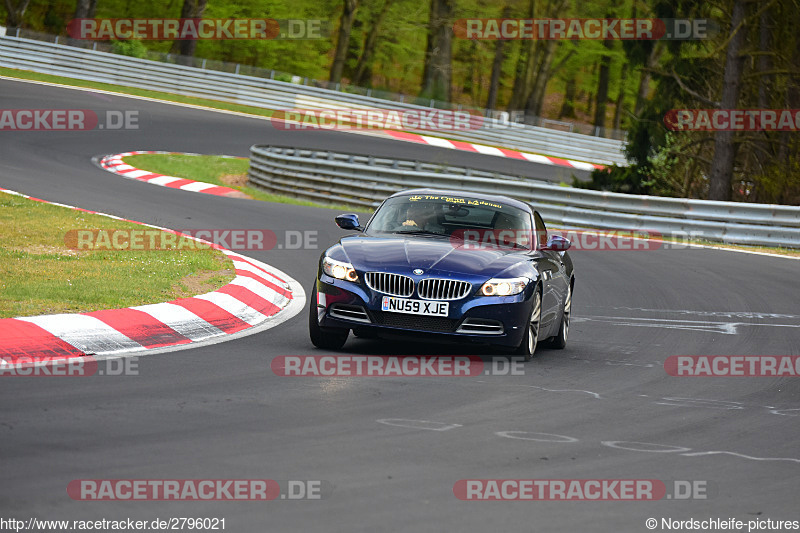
[389,188,533,213]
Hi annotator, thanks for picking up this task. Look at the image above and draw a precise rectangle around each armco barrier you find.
[247,145,800,249]
[0,34,626,166]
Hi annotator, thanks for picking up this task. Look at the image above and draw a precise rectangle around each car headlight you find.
[480,277,529,296]
[322,256,359,282]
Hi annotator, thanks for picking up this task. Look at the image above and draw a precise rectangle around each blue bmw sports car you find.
[309,189,574,359]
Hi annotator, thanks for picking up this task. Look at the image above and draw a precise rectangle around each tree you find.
[3,0,31,30]
[707,0,747,201]
[353,0,393,87]
[485,5,511,111]
[170,0,208,58]
[330,0,359,84]
[593,26,614,137]
[420,0,454,102]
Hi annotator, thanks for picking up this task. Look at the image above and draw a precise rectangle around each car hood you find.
[337,234,530,279]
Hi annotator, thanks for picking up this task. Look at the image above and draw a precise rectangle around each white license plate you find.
[381,296,449,316]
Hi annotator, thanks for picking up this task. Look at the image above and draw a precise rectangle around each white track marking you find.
[376,419,462,431]
[680,451,800,463]
[496,431,579,443]
[601,441,692,453]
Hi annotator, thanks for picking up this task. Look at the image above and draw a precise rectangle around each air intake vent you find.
[364,272,414,297]
[329,304,371,324]
[417,278,472,300]
[456,318,504,335]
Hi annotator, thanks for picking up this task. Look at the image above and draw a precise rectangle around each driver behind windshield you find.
[397,202,445,233]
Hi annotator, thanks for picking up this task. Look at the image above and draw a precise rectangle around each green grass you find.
[0,192,235,318]
[123,153,362,211]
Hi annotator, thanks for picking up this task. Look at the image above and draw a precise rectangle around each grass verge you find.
[0,191,235,318]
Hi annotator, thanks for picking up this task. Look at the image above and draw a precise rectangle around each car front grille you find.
[371,311,458,333]
[364,272,414,297]
[417,278,472,300]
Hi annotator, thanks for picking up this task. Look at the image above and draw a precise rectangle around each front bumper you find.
[314,276,533,348]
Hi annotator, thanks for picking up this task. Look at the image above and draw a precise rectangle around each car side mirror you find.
[544,235,571,252]
[335,213,363,231]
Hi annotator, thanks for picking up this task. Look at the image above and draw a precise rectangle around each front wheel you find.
[308,283,349,350]
[514,288,542,361]
[547,281,572,350]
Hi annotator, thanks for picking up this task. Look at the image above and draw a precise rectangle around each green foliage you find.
[110,39,149,58]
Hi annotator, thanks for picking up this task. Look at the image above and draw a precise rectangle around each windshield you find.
[365,194,533,249]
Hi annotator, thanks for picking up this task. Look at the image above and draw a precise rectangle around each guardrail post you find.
[235,64,240,75]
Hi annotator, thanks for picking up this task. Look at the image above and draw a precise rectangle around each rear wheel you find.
[308,283,349,350]
[547,281,572,349]
[514,288,542,361]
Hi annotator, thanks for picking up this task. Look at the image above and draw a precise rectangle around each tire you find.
[547,280,572,350]
[308,283,349,350]
[514,287,542,361]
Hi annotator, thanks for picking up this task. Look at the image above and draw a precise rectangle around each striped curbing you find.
[98,151,245,197]
[0,187,302,363]
[381,130,606,171]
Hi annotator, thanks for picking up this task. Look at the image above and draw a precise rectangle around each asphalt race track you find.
[1,77,798,533]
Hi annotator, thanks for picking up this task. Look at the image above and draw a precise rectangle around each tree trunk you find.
[757,7,773,108]
[559,77,576,118]
[169,0,208,58]
[612,62,628,131]
[3,0,31,30]
[634,41,663,117]
[524,39,558,122]
[68,0,98,46]
[508,0,536,111]
[353,0,393,87]
[593,35,613,137]
[329,0,359,84]
[486,6,511,111]
[420,0,454,102]
[708,0,747,201]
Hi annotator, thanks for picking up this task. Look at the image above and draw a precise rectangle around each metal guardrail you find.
[248,145,800,249]
[0,34,627,166]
